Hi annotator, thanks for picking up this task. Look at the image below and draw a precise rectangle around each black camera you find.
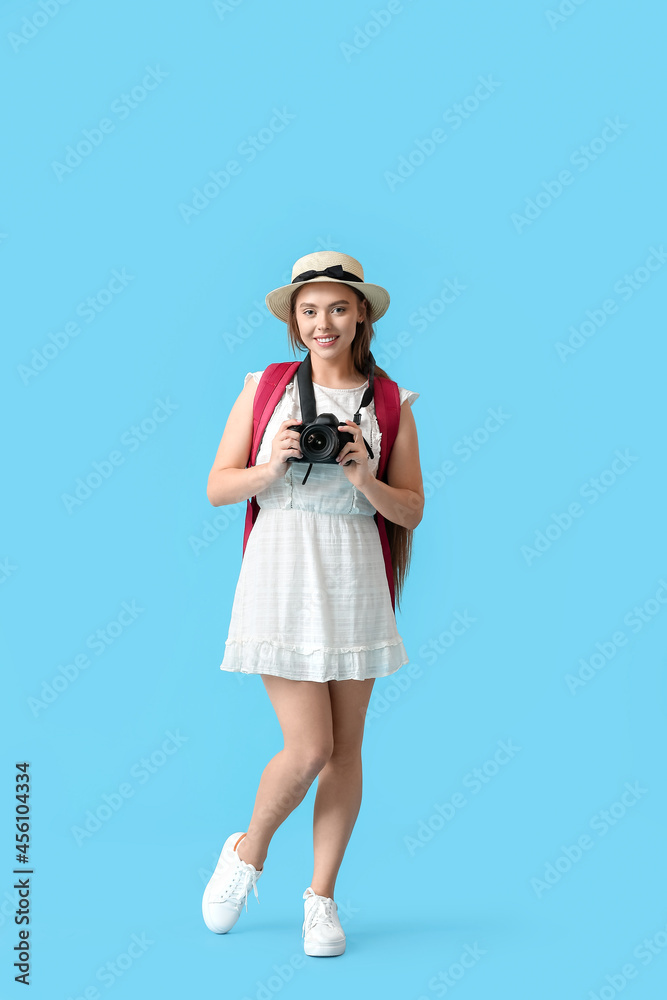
[286,413,356,465]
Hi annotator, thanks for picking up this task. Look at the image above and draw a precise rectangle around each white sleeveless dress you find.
[219,370,420,682]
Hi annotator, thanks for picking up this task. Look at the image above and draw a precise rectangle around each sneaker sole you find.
[304,938,346,957]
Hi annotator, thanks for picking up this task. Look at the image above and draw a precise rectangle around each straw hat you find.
[265,250,390,323]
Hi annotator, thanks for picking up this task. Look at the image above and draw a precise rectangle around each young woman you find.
[202,250,424,956]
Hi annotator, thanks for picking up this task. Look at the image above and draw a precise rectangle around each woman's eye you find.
[302,307,346,315]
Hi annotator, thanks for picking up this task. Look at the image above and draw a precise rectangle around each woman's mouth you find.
[314,336,339,346]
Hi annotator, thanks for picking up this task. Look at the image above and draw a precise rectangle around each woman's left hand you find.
[335,420,372,489]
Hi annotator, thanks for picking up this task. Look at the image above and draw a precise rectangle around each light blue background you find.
[3,1,667,997]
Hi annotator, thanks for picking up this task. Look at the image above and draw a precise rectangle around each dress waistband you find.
[257,505,376,519]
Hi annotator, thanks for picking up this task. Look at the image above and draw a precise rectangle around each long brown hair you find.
[286,284,415,611]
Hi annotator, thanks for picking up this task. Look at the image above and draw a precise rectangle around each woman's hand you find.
[267,418,303,479]
[335,420,372,489]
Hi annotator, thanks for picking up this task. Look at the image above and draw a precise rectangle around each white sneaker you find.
[302,886,346,956]
[202,832,262,933]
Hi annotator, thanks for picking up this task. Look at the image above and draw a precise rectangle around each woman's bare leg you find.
[235,674,334,872]
[309,677,375,898]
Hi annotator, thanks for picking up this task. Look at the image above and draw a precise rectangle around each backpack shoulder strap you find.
[371,375,402,612]
[243,361,300,555]
[249,362,301,466]
[373,375,401,482]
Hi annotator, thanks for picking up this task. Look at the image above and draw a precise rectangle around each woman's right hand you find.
[267,419,304,479]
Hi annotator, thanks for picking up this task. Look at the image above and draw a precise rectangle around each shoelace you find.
[215,862,261,913]
[302,893,338,938]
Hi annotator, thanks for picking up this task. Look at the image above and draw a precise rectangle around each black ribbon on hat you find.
[292,263,362,284]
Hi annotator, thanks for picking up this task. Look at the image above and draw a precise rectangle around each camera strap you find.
[296,350,376,485]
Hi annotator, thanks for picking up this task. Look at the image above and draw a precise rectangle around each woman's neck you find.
[308,352,366,388]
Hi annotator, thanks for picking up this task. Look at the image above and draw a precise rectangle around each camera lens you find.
[305,429,328,454]
[302,423,337,461]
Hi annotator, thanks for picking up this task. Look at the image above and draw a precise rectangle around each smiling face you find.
[293,281,367,359]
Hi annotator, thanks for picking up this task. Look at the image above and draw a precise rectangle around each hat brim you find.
[265,276,390,324]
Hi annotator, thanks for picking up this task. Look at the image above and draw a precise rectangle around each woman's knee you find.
[329,737,363,766]
[285,739,334,777]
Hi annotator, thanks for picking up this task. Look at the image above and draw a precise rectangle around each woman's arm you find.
[207,377,276,507]
[358,399,424,529]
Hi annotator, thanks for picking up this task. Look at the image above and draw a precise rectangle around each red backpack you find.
[243,361,401,611]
